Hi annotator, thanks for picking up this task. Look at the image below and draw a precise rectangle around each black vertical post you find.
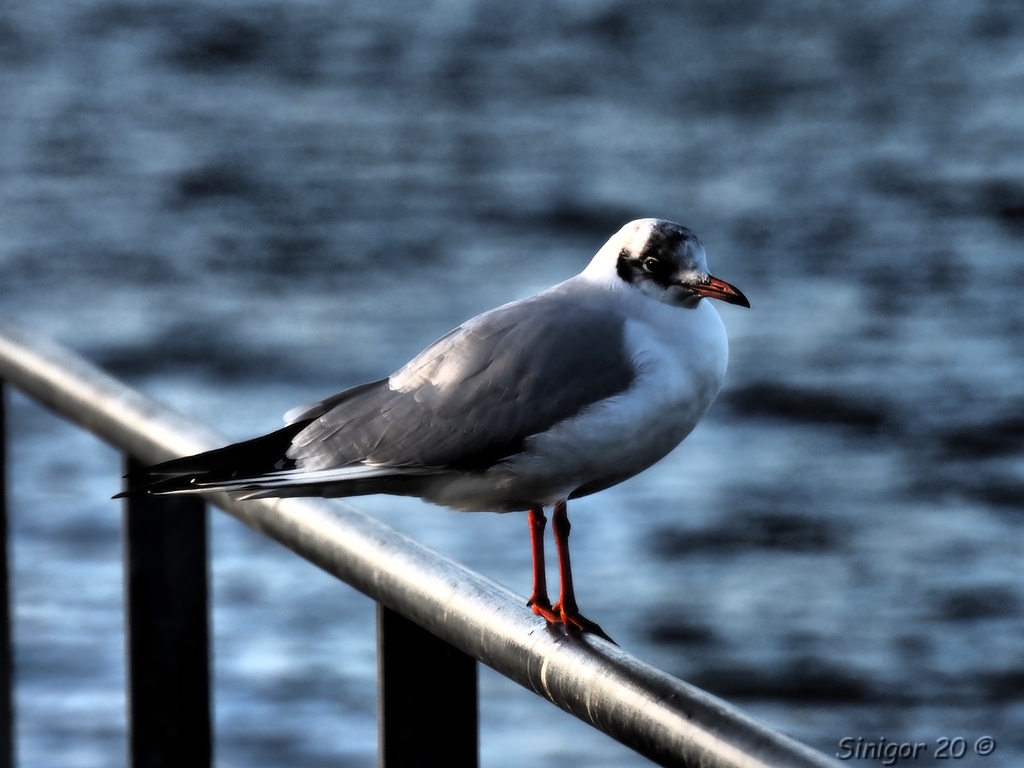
[123,456,211,768]
[0,385,14,768]
[377,605,478,768]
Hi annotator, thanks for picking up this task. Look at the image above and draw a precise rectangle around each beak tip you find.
[693,275,750,308]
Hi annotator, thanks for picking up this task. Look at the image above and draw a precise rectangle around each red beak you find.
[689,275,750,308]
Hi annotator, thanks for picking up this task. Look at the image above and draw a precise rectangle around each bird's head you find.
[585,219,750,310]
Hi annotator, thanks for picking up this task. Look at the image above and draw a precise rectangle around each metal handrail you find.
[0,317,839,768]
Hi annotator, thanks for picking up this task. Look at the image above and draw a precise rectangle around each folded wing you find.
[121,293,635,498]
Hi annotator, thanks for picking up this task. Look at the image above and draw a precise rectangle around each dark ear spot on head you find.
[616,248,637,283]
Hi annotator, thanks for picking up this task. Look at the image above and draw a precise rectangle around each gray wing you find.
[287,293,635,473]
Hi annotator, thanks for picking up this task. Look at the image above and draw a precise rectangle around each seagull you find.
[121,218,749,640]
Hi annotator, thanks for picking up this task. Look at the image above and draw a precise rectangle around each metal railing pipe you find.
[0,317,838,768]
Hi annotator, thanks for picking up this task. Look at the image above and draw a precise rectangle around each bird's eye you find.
[642,258,659,274]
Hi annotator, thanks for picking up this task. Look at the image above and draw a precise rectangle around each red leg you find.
[550,500,613,642]
[526,508,558,623]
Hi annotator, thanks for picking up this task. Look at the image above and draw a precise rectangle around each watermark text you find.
[837,736,996,764]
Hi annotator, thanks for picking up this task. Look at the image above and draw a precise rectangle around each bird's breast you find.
[503,298,729,500]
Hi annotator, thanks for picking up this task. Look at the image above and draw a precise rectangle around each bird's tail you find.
[115,421,310,498]
[115,420,440,501]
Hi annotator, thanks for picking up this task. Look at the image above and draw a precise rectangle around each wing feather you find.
[122,290,638,499]
[288,292,635,473]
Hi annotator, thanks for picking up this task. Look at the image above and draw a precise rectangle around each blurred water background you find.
[2,0,1024,765]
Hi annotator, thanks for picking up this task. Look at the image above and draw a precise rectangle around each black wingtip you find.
[114,471,157,499]
[114,420,310,500]
[115,475,206,499]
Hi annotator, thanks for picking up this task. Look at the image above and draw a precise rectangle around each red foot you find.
[528,596,561,624]
[552,602,615,643]
[529,598,615,643]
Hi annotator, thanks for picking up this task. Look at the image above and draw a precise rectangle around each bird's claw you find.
[529,597,561,624]
[530,599,615,644]
[554,602,616,644]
